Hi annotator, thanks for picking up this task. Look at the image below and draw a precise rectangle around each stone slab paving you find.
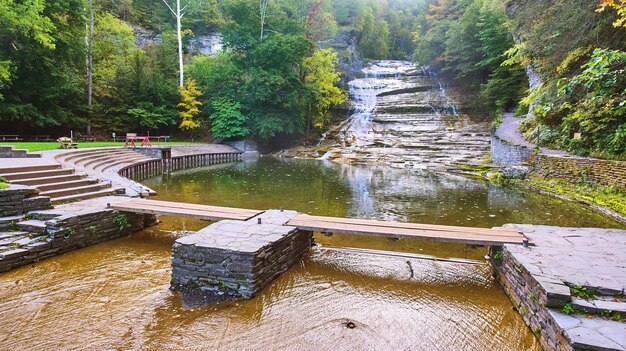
[501,224,626,350]
[177,210,300,253]
[30,195,132,218]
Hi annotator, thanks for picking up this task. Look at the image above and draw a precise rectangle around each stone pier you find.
[170,210,313,301]
[492,225,626,351]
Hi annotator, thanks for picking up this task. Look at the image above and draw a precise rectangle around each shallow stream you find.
[0,158,621,350]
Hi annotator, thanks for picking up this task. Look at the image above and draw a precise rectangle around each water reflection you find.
[146,157,621,229]
[0,157,620,350]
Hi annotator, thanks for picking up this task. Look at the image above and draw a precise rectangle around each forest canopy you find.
[0,0,624,158]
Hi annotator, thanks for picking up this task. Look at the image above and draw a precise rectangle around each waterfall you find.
[345,72,381,142]
[314,60,488,168]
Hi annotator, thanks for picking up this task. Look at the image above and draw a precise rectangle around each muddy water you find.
[0,158,621,351]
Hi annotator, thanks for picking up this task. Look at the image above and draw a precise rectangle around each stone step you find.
[1,168,73,181]
[59,149,113,162]
[37,178,98,191]
[51,187,124,204]
[92,155,150,171]
[0,215,23,230]
[16,219,48,234]
[572,297,626,314]
[0,231,29,240]
[13,173,86,186]
[40,182,111,198]
[0,164,61,174]
[27,211,61,221]
[72,150,139,165]
[0,146,14,152]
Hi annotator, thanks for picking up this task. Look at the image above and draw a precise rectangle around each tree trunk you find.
[260,0,268,41]
[86,0,94,135]
[177,0,183,86]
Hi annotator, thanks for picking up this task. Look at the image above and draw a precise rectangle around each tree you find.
[160,0,190,86]
[597,0,626,27]
[209,98,249,138]
[86,0,95,135]
[178,79,202,129]
[259,0,269,40]
[0,0,86,128]
[303,49,347,132]
[359,8,390,59]
[0,0,55,101]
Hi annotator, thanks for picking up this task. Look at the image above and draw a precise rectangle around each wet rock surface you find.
[314,61,491,170]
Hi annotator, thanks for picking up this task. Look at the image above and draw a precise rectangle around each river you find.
[0,158,621,351]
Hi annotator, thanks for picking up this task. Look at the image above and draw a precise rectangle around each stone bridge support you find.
[170,210,313,302]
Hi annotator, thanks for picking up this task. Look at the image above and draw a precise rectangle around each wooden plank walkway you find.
[111,199,263,222]
[112,199,527,246]
[286,214,526,246]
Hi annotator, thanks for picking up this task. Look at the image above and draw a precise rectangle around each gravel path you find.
[495,113,568,156]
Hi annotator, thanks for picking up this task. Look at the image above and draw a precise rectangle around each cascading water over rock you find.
[318,60,491,170]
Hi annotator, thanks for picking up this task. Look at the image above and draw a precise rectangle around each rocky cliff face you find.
[134,26,223,56]
[316,61,491,170]
[318,29,363,86]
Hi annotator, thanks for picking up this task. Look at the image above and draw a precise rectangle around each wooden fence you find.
[118,152,242,180]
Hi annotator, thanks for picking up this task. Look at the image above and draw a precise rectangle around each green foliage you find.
[530,49,626,158]
[188,5,345,142]
[359,8,390,59]
[571,285,593,299]
[209,98,248,138]
[0,182,8,190]
[0,0,85,127]
[562,303,575,315]
[413,0,528,115]
[113,213,131,232]
[303,49,348,129]
[63,228,76,239]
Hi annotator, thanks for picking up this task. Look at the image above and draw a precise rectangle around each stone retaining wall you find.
[493,247,573,351]
[0,208,156,273]
[0,185,51,217]
[491,135,533,166]
[171,210,313,302]
[533,155,626,190]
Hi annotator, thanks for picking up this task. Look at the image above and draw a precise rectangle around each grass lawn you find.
[0,141,204,152]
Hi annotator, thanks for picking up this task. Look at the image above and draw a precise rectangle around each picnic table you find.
[34,135,54,141]
[58,137,78,149]
[0,135,22,141]
[123,133,170,147]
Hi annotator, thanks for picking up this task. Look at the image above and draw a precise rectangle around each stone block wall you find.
[0,208,156,272]
[533,155,626,190]
[171,211,313,302]
[491,135,533,166]
[493,247,573,351]
[0,185,51,217]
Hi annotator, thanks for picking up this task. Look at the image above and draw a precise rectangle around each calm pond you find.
[0,157,621,350]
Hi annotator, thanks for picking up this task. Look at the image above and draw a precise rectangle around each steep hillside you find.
[506,0,626,159]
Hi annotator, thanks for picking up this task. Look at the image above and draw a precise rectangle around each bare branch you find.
[160,0,176,16]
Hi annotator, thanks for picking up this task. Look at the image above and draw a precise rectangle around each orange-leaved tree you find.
[178,79,202,130]
[597,0,626,27]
